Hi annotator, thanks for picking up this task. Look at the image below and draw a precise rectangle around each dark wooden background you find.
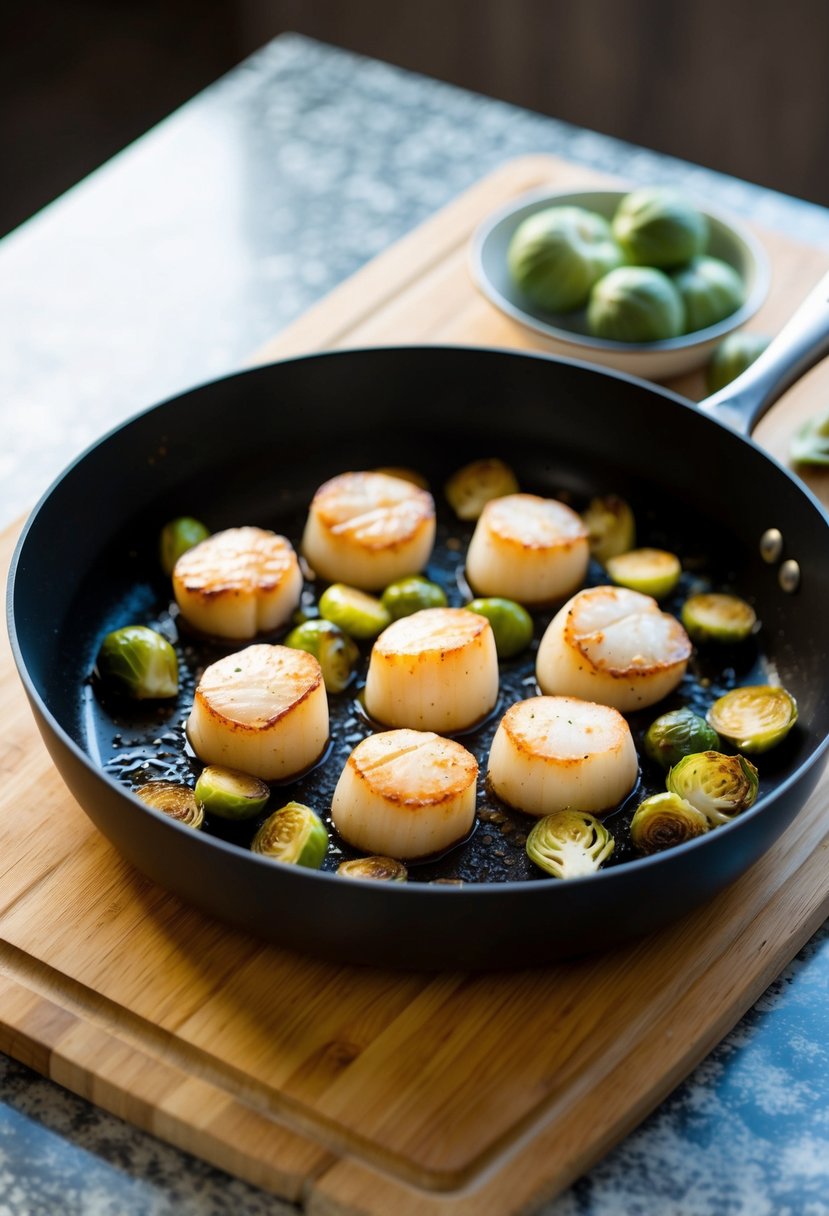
[3,0,828,238]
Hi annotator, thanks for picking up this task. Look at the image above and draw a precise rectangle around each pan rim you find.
[8,343,829,898]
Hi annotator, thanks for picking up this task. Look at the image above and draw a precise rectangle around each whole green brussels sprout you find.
[706,331,770,394]
[465,597,533,659]
[284,619,359,693]
[160,516,209,576]
[95,625,179,699]
[671,257,745,333]
[381,575,447,619]
[644,707,720,771]
[507,206,624,313]
[586,266,685,342]
[612,188,707,268]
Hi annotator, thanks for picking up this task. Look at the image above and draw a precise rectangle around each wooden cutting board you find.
[3,154,829,1216]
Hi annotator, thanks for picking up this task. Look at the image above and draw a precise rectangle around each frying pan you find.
[8,273,829,971]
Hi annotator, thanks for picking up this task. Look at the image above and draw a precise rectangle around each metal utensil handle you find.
[699,269,829,436]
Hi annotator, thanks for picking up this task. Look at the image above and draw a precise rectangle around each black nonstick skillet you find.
[8,273,829,969]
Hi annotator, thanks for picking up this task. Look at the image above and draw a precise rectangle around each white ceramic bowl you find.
[469,187,770,381]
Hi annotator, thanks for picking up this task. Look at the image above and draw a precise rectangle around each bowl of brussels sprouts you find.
[470,185,770,381]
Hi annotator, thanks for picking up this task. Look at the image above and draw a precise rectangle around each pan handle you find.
[698,269,829,436]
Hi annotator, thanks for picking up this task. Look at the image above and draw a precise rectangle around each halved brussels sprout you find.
[681,593,757,644]
[644,707,720,771]
[95,625,179,700]
[587,266,685,343]
[581,494,636,564]
[445,458,519,521]
[381,575,447,620]
[707,685,797,753]
[135,781,204,829]
[790,407,829,466]
[507,206,624,312]
[465,597,533,658]
[194,765,270,821]
[284,618,360,692]
[605,547,681,599]
[318,583,391,640]
[337,856,408,881]
[160,516,210,576]
[251,801,329,868]
[706,332,770,394]
[630,791,709,854]
[671,256,745,333]
[612,188,707,269]
[666,750,759,824]
[526,810,614,879]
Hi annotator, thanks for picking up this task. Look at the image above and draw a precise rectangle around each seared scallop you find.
[187,644,328,781]
[301,471,436,590]
[364,607,499,733]
[331,728,478,859]
[487,695,638,817]
[536,585,692,711]
[465,493,589,605]
[173,526,302,640]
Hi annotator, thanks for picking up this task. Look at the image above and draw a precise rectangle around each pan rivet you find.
[760,528,783,563]
[779,559,800,593]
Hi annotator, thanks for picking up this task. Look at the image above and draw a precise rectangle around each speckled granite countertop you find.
[1,33,828,1216]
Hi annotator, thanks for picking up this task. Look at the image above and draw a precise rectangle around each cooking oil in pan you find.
[82,499,792,884]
